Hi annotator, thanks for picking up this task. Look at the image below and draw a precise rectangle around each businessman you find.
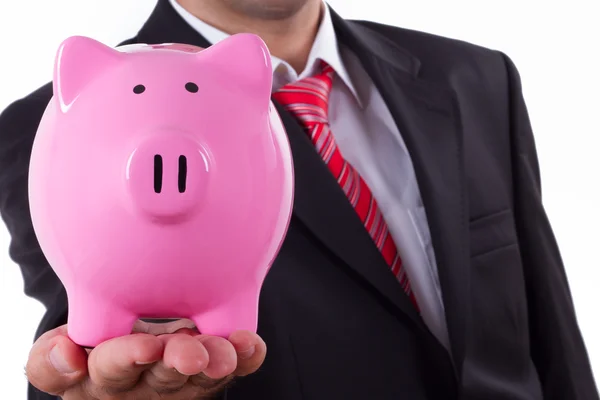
[0,0,597,399]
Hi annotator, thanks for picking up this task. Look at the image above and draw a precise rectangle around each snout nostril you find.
[178,155,187,193]
[154,154,163,193]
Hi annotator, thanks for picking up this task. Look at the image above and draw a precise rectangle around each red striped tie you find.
[273,61,419,309]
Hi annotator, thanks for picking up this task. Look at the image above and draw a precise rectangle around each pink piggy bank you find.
[28,34,294,347]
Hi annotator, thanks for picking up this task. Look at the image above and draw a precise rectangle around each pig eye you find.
[133,84,146,94]
[185,82,198,93]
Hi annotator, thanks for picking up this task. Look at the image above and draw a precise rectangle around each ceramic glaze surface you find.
[28,34,294,347]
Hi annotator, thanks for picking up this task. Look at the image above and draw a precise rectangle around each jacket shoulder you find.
[355,19,502,59]
[0,82,53,134]
[352,19,509,81]
[0,83,53,171]
[0,35,140,153]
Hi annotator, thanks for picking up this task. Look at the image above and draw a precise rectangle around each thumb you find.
[25,324,88,395]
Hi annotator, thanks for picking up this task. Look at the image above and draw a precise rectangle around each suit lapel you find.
[331,11,471,366]
[274,100,425,328]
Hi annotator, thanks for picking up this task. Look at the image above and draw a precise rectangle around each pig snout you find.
[126,133,211,222]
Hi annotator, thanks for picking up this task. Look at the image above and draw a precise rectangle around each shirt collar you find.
[168,0,361,105]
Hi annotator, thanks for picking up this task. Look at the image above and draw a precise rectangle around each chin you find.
[224,0,312,20]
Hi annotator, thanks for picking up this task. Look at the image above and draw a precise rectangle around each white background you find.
[0,0,598,397]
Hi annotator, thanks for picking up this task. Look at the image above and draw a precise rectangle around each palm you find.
[26,319,266,399]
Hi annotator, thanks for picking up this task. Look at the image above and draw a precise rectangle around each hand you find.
[25,319,267,399]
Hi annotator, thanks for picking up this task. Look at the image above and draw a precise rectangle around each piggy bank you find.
[28,34,294,347]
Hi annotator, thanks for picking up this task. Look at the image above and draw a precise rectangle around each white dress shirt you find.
[169,0,451,350]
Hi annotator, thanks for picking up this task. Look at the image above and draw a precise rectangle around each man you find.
[0,0,597,399]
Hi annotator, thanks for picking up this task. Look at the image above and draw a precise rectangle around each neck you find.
[175,0,323,73]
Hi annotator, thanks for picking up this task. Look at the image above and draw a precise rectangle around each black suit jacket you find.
[1,1,597,399]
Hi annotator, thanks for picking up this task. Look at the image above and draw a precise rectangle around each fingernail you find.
[49,344,75,374]
[238,345,256,360]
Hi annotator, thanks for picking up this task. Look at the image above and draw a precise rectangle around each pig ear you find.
[54,36,122,110]
[200,33,272,103]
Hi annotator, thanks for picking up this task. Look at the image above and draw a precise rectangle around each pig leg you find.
[67,295,136,348]
[191,291,260,338]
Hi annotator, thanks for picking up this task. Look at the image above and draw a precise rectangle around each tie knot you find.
[273,61,335,126]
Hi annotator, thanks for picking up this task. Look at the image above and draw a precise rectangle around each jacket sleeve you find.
[0,86,68,400]
[502,53,599,399]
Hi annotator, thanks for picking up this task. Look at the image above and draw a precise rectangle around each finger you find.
[87,333,163,393]
[79,328,198,354]
[25,325,88,395]
[191,336,237,382]
[144,333,209,393]
[228,331,267,377]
